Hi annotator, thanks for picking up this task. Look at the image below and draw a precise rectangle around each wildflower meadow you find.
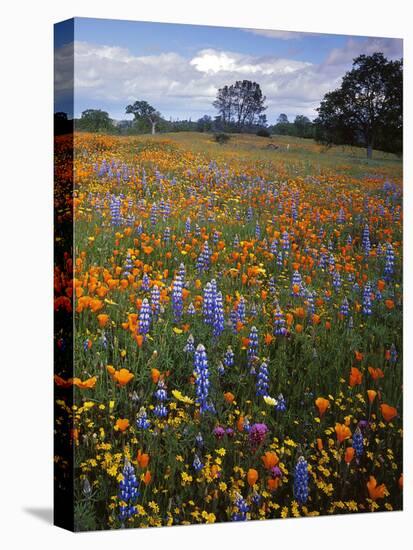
[54,131,402,530]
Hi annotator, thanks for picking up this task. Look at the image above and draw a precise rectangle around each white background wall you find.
[0,1,411,548]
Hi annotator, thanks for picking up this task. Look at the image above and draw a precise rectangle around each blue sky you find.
[54,17,403,123]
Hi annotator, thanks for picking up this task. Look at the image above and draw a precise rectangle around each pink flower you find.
[249,423,269,447]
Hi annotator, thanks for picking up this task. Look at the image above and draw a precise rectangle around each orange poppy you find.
[367,476,387,501]
[247,468,259,487]
[267,478,281,491]
[224,392,235,403]
[368,366,384,381]
[73,376,97,389]
[137,450,150,468]
[54,375,72,388]
[315,397,330,417]
[115,418,129,432]
[367,389,377,404]
[349,367,363,387]
[261,451,279,469]
[284,311,294,327]
[380,403,397,423]
[151,368,161,383]
[97,313,109,327]
[264,333,274,345]
[114,368,134,386]
[143,470,152,485]
[344,447,355,464]
[335,423,352,443]
[354,351,364,362]
[134,334,144,348]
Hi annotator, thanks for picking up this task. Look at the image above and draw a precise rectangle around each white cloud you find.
[190,49,310,75]
[325,36,403,66]
[242,28,320,40]
[66,36,401,122]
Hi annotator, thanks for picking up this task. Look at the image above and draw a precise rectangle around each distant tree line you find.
[66,52,402,157]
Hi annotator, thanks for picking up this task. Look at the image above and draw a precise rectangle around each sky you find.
[54,17,403,124]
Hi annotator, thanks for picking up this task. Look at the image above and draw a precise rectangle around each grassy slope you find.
[111,131,402,181]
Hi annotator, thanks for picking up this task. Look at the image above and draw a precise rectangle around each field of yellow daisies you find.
[54,131,402,530]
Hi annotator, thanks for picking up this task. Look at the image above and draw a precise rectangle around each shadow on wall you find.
[23,508,53,525]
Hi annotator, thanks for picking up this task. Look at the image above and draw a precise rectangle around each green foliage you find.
[315,52,403,157]
[256,128,271,138]
[213,80,267,129]
[74,500,97,532]
[76,109,115,133]
[126,100,161,134]
[213,132,231,144]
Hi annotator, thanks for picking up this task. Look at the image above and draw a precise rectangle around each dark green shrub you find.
[214,132,231,145]
[256,128,271,138]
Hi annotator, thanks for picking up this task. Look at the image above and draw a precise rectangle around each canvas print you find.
[54,17,403,531]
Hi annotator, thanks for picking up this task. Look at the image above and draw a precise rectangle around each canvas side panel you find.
[54,18,75,532]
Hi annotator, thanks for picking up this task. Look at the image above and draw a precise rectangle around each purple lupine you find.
[150,202,157,226]
[136,407,150,430]
[340,297,349,316]
[203,281,215,325]
[384,243,395,280]
[224,346,234,369]
[110,195,122,226]
[193,454,204,472]
[256,360,269,397]
[282,230,290,251]
[154,379,168,418]
[213,291,225,338]
[183,334,195,354]
[232,493,249,521]
[247,326,259,372]
[118,459,140,522]
[291,270,303,295]
[201,241,211,270]
[194,344,214,414]
[362,223,370,256]
[230,309,238,334]
[273,306,286,336]
[163,226,171,243]
[237,296,246,323]
[185,216,191,235]
[139,298,151,338]
[141,273,150,292]
[178,262,186,280]
[172,274,183,322]
[362,282,372,315]
[332,270,341,289]
[276,393,287,412]
[277,251,283,267]
[294,456,309,505]
[352,426,364,458]
[122,254,134,279]
[151,285,160,318]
